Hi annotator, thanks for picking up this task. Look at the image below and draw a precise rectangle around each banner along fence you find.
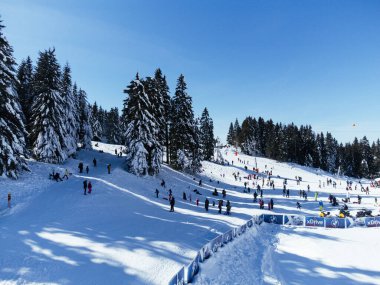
[168,214,380,284]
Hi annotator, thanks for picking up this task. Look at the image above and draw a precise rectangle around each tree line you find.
[227,117,380,178]
[0,18,214,179]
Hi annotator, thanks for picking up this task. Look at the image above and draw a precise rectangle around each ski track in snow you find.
[0,143,379,284]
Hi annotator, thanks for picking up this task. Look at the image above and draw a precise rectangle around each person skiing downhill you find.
[93,158,97,167]
[86,165,89,174]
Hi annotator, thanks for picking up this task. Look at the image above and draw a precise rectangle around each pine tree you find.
[200,107,214,161]
[226,122,234,145]
[90,102,103,141]
[16,56,34,136]
[233,119,241,147]
[154,68,171,163]
[325,132,338,173]
[170,74,200,172]
[239,117,256,155]
[0,19,28,178]
[60,63,78,156]
[105,107,121,144]
[77,89,93,149]
[123,74,162,175]
[29,49,68,163]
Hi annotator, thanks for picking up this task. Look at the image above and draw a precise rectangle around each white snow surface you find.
[0,144,379,285]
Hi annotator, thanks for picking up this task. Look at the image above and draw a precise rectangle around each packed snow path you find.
[1,143,379,284]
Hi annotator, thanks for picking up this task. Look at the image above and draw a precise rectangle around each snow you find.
[1,143,379,284]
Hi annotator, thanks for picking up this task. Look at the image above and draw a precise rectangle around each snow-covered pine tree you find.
[90,102,103,141]
[226,122,234,145]
[239,116,257,155]
[200,107,214,161]
[105,107,121,144]
[123,74,162,175]
[29,48,69,163]
[0,19,28,178]
[154,68,171,163]
[233,119,241,147]
[78,88,93,149]
[60,63,78,156]
[169,74,201,172]
[16,56,34,135]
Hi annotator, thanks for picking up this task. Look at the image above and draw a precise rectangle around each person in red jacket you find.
[88,181,92,194]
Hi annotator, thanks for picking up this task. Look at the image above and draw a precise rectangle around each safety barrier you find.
[262,214,380,229]
[167,216,262,285]
[168,213,380,284]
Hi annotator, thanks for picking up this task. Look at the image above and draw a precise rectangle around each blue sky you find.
[2,0,380,144]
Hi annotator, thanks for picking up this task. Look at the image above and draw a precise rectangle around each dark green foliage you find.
[169,74,200,172]
[230,115,380,178]
[199,107,214,161]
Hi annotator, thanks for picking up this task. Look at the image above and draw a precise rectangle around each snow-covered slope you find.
[0,143,379,285]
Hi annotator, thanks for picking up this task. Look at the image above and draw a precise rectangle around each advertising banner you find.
[199,243,211,262]
[345,217,354,228]
[365,216,380,227]
[263,214,284,225]
[168,266,185,285]
[223,230,233,244]
[186,253,200,283]
[256,214,264,225]
[239,223,247,235]
[325,217,346,228]
[283,215,304,226]
[354,217,366,227]
[210,235,223,253]
[305,216,324,227]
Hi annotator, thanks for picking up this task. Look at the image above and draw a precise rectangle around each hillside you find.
[1,142,379,285]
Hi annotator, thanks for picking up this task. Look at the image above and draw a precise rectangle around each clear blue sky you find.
[2,0,380,144]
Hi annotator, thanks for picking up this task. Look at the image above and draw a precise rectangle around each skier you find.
[63,169,70,180]
[314,191,319,201]
[155,189,159,198]
[319,200,323,211]
[296,201,302,209]
[222,189,226,198]
[170,196,175,212]
[253,191,258,202]
[86,165,89,174]
[107,164,111,174]
[88,181,92,194]
[7,192,11,208]
[286,189,290,198]
[93,158,97,167]
[226,200,231,215]
[183,192,187,200]
[218,199,223,214]
[270,198,274,210]
[115,148,117,155]
[196,198,199,206]
[161,179,166,188]
[78,162,84,173]
[205,198,209,212]
[199,179,202,186]
[83,180,88,195]
[283,185,286,197]
[53,172,63,182]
